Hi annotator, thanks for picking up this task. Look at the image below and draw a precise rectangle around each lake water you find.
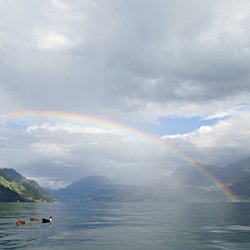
[1,202,250,249]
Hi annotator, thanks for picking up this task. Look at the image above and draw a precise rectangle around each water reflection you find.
[1,202,250,249]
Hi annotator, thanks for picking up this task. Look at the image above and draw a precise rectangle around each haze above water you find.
[1,202,250,250]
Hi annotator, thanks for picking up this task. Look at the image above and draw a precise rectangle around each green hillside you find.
[0,169,53,202]
[0,185,27,202]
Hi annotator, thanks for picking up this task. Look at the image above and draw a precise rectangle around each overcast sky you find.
[0,0,250,188]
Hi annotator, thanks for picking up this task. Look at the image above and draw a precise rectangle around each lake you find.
[1,202,250,249]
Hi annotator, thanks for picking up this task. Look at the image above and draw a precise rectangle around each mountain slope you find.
[1,168,52,199]
[0,185,27,202]
[168,156,250,200]
[0,168,53,202]
[56,176,113,200]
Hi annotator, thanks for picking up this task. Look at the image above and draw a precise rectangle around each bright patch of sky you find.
[6,121,29,131]
[134,116,228,136]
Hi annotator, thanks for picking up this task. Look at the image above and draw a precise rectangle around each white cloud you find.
[30,142,71,157]
[33,28,82,51]
[27,122,109,135]
[52,160,76,168]
[50,0,72,11]
[29,176,69,189]
[164,110,250,165]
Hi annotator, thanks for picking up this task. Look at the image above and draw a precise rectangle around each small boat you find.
[29,218,40,222]
[42,216,52,223]
[16,219,25,226]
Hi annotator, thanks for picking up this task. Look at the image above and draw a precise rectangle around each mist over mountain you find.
[1,156,250,202]
[54,175,158,202]
[168,156,250,187]
[55,176,113,200]
[52,156,250,202]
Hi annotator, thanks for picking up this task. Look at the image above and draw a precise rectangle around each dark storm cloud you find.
[0,0,249,120]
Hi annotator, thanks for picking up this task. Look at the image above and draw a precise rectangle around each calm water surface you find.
[1,202,250,249]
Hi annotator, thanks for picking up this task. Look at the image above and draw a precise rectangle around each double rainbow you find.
[6,110,240,201]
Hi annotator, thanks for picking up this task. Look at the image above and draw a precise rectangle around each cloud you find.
[163,110,250,165]
[0,0,249,121]
[30,176,69,190]
[0,0,250,187]
[27,122,109,135]
[0,86,20,113]
[0,117,177,188]
[33,28,82,51]
[30,142,71,157]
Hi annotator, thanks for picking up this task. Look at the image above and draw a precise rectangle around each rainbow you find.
[5,110,240,201]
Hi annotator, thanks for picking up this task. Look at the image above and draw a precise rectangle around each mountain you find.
[167,156,250,200]
[222,157,250,184]
[54,174,227,202]
[168,165,213,187]
[0,185,27,202]
[56,176,113,200]
[1,168,27,183]
[0,168,53,202]
[89,184,157,202]
[1,168,50,197]
[231,179,250,198]
[54,157,250,202]
[55,176,158,202]
[3,156,249,202]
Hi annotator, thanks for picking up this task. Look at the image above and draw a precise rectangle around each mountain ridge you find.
[0,168,53,202]
[1,156,250,202]
[53,156,250,202]
[55,176,113,200]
